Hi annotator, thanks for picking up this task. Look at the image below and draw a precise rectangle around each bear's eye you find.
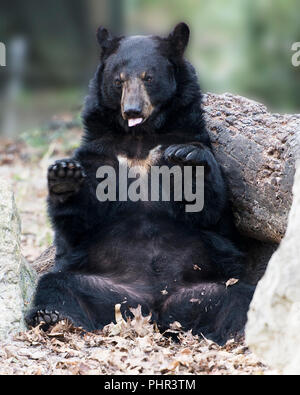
[114,79,122,88]
[144,76,153,83]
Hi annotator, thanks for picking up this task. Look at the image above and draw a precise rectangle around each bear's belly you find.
[87,215,215,289]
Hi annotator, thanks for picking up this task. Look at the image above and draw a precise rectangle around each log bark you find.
[203,93,300,244]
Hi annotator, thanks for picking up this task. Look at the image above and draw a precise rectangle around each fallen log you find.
[203,92,300,244]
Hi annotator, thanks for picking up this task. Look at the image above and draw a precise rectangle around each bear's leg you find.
[159,281,254,345]
[25,271,151,331]
[47,158,105,245]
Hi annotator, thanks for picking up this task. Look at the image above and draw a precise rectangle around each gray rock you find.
[0,179,37,339]
[245,164,300,374]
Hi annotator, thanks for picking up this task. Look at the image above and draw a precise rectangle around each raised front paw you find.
[164,144,210,168]
[48,159,86,197]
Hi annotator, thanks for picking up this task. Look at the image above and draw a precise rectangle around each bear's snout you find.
[121,78,154,127]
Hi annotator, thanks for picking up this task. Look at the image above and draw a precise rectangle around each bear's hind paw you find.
[26,309,61,330]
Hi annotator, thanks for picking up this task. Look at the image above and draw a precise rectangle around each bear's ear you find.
[97,26,121,57]
[168,23,190,58]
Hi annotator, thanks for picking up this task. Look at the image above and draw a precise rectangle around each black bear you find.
[26,23,254,344]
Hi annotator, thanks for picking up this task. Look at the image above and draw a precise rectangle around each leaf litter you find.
[0,304,275,375]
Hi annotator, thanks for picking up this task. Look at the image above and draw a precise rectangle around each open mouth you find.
[128,118,144,128]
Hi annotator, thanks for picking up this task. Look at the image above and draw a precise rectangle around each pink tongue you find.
[128,118,143,128]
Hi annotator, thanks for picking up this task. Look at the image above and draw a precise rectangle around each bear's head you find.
[93,23,199,133]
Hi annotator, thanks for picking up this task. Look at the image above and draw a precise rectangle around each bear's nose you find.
[123,107,143,119]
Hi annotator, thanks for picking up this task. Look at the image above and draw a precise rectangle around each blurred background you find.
[0,0,299,262]
[0,0,299,138]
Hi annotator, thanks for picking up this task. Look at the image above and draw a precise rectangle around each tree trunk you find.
[203,92,300,244]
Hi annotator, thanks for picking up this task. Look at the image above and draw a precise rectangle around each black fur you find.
[26,23,254,344]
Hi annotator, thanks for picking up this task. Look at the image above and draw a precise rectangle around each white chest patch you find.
[117,145,162,175]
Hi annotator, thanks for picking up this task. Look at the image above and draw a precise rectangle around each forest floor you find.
[0,114,276,375]
[0,308,274,375]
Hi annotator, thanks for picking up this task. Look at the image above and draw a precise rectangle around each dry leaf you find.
[115,304,124,324]
[225,278,239,288]
[190,298,200,303]
[168,360,180,371]
[180,348,192,355]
